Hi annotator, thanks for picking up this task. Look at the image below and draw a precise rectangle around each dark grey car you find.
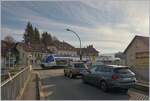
[82,64,137,92]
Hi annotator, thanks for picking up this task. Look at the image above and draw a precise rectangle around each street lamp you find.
[66,28,82,61]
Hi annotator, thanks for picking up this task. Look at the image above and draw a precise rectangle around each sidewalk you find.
[127,80,149,100]
[128,88,149,100]
[21,73,37,100]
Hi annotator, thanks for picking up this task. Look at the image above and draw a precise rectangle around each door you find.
[87,65,98,84]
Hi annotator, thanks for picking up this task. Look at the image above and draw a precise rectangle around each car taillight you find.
[112,74,119,80]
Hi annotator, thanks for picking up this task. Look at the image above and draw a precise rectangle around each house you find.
[96,53,121,65]
[123,35,149,81]
[1,40,19,68]
[77,45,99,62]
[52,41,77,57]
[16,42,49,65]
[124,35,149,67]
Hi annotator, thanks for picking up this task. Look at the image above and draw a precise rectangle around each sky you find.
[1,0,149,54]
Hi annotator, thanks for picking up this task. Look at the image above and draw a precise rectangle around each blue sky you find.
[1,0,149,54]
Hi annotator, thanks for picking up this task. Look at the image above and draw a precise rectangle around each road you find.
[37,68,129,100]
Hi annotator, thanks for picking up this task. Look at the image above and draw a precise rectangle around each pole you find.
[66,29,82,61]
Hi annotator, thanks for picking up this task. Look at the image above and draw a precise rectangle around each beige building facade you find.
[124,35,149,67]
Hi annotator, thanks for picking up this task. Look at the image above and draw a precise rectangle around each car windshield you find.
[114,68,132,74]
[74,63,85,68]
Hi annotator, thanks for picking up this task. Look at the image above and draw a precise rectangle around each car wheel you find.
[100,81,109,92]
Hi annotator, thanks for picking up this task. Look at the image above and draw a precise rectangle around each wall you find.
[130,67,149,82]
[125,38,149,66]
[125,37,149,82]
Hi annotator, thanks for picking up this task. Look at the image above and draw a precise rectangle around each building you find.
[123,35,149,81]
[96,53,121,65]
[16,43,49,65]
[1,40,19,68]
[52,41,77,57]
[124,35,149,67]
[77,45,99,62]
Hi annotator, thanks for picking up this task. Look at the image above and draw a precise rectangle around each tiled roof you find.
[17,42,48,53]
[53,41,76,51]
[76,45,99,54]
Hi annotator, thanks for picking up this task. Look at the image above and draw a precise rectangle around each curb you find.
[128,88,149,100]
[134,82,149,93]
[34,72,46,100]
[35,73,40,100]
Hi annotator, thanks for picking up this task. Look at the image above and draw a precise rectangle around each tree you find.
[23,22,41,44]
[23,22,34,44]
[115,52,125,59]
[41,32,52,46]
[34,27,40,44]
[4,35,15,43]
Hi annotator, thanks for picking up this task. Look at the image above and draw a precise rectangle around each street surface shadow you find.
[40,75,129,100]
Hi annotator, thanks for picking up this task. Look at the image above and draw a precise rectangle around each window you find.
[102,66,111,72]
[95,66,101,72]
[94,65,111,72]
[90,67,97,73]
[74,63,85,68]
[114,68,132,74]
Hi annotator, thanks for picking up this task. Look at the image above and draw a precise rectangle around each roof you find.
[107,65,128,68]
[93,64,128,68]
[76,45,99,54]
[17,42,48,53]
[53,41,76,51]
[124,35,149,53]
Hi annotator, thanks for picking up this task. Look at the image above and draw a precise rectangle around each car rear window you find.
[74,63,85,68]
[114,68,132,74]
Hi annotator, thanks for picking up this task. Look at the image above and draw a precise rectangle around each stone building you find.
[16,43,49,65]
[76,45,99,62]
[52,41,77,56]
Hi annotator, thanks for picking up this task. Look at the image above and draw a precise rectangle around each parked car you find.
[82,64,137,92]
[64,62,89,78]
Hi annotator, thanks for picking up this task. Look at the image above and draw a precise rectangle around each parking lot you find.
[37,68,129,100]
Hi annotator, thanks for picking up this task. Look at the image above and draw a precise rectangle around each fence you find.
[1,67,32,100]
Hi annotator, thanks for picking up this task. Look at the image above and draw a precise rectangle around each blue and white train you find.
[41,55,73,68]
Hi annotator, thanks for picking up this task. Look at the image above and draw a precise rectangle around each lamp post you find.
[66,28,82,61]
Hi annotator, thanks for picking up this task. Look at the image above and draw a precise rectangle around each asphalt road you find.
[37,68,129,100]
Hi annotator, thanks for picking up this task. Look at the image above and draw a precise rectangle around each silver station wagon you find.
[82,64,137,92]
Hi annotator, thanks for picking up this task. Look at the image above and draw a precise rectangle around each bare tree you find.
[4,35,15,43]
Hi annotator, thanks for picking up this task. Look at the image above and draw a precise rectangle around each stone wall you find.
[130,66,149,82]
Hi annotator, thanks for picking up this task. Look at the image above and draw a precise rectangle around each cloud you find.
[1,0,149,54]
[1,27,24,41]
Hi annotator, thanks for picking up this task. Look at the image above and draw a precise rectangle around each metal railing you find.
[1,67,31,100]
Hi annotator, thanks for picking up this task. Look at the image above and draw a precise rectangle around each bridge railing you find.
[1,67,32,100]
